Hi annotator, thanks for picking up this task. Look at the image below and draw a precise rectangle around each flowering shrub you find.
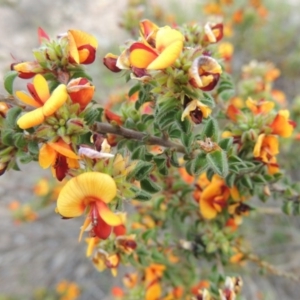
[1,1,300,299]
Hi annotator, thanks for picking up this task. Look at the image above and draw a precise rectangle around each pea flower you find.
[253,134,279,163]
[189,55,222,91]
[199,175,239,219]
[204,22,224,43]
[67,77,95,110]
[16,74,68,129]
[181,99,212,124]
[56,172,125,240]
[68,29,98,64]
[39,139,80,181]
[129,24,184,70]
[92,249,120,277]
[246,97,274,115]
[270,110,295,138]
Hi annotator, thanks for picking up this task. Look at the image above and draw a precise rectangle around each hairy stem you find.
[95,122,186,154]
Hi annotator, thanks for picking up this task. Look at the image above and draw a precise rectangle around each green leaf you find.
[5,106,22,128]
[225,173,236,187]
[83,109,100,125]
[28,140,39,155]
[207,150,228,177]
[130,186,152,201]
[282,201,293,215]
[13,132,27,148]
[3,70,18,95]
[170,151,180,167]
[127,161,153,181]
[202,118,219,141]
[1,129,15,146]
[194,152,208,175]
[153,155,166,168]
[239,175,253,189]
[176,111,191,134]
[201,93,215,107]
[17,150,32,164]
[218,138,233,151]
[140,178,161,194]
[128,83,141,98]
[181,132,193,150]
[131,145,146,160]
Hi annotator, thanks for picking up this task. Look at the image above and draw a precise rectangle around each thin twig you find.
[95,122,186,154]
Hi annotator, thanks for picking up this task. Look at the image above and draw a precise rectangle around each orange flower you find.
[56,172,125,240]
[246,97,274,115]
[253,134,279,163]
[226,104,241,122]
[189,56,222,91]
[199,175,238,219]
[129,20,184,70]
[68,29,98,64]
[270,110,295,138]
[111,286,124,298]
[67,77,95,110]
[16,74,68,129]
[39,139,79,181]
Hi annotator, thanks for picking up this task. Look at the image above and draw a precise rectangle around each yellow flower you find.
[181,99,212,124]
[39,139,79,181]
[92,250,120,277]
[129,21,184,70]
[16,74,68,129]
[246,97,274,115]
[68,29,98,64]
[56,172,125,241]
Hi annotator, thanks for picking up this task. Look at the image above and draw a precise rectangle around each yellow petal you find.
[253,134,265,157]
[39,143,57,168]
[15,91,41,107]
[57,172,117,218]
[148,39,183,70]
[129,42,158,68]
[200,197,218,219]
[155,26,184,53]
[68,31,80,64]
[96,201,124,226]
[42,84,68,117]
[68,29,98,48]
[48,139,79,159]
[33,74,50,103]
[17,107,45,129]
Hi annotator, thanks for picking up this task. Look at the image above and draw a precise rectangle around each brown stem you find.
[95,122,186,154]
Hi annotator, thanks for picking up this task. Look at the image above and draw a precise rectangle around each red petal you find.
[37,27,50,44]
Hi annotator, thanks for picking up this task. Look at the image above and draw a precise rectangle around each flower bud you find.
[66,118,87,135]
[103,53,121,72]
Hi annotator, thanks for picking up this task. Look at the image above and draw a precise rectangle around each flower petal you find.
[17,107,45,129]
[33,74,50,103]
[15,91,41,107]
[129,42,158,69]
[147,39,183,70]
[96,201,124,226]
[42,84,68,117]
[57,172,117,218]
[39,143,56,168]
[48,139,79,159]
[68,29,98,49]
